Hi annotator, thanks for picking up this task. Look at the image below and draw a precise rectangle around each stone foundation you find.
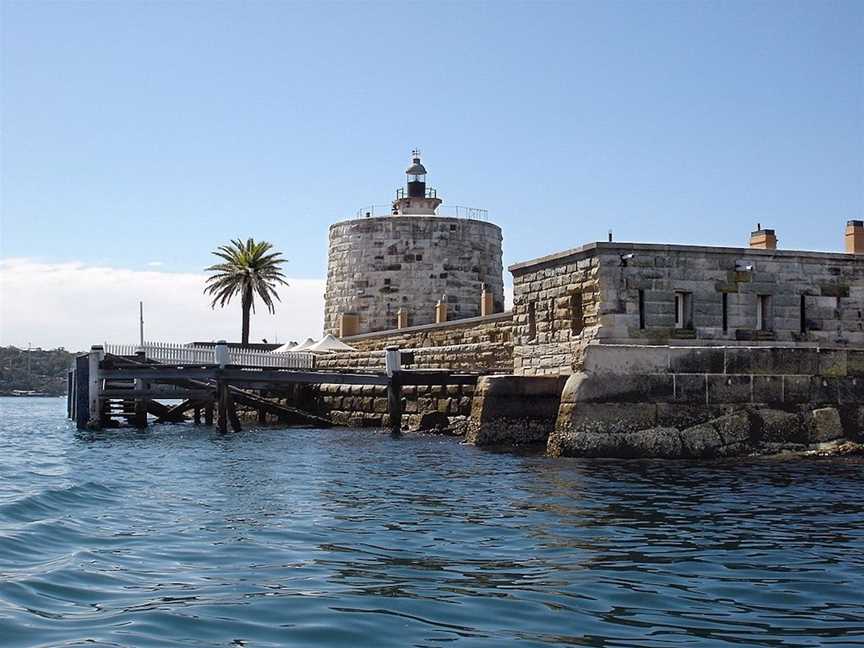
[466,375,566,446]
[548,344,864,458]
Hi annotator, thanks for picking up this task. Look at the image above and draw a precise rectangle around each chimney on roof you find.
[749,225,777,250]
[845,220,864,254]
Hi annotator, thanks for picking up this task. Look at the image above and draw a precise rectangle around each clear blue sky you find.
[2,0,862,278]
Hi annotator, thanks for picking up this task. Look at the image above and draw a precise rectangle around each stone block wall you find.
[510,242,864,376]
[307,326,514,432]
[313,341,512,374]
[325,215,504,335]
[549,344,864,458]
[309,382,475,431]
[509,253,602,376]
[341,312,513,352]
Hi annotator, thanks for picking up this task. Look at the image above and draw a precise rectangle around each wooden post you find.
[193,407,201,425]
[387,374,402,435]
[74,355,89,429]
[257,408,266,425]
[385,347,402,435]
[66,370,73,418]
[133,350,148,429]
[216,380,228,433]
[227,393,242,432]
[88,346,104,429]
[204,401,214,426]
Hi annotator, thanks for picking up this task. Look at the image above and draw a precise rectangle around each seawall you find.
[549,344,864,457]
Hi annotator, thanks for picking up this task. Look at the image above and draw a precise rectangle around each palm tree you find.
[204,238,289,346]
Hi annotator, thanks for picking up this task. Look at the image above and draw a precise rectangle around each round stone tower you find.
[324,153,504,336]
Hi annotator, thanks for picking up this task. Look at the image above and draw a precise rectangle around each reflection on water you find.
[1,397,863,647]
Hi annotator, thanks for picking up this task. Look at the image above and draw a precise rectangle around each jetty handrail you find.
[103,342,314,369]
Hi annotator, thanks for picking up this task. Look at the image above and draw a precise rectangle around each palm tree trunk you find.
[241,289,252,347]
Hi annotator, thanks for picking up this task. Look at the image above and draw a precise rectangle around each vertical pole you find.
[139,301,144,348]
[67,370,73,418]
[75,355,89,429]
[133,350,148,429]
[194,407,201,425]
[88,345,104,429]
[227,393,242,432]
[257,408,266,424]
[216,379,228,433]
[387,374,402,435]
[384,346,401,376]
[205,400,214,426]
[385,346,402,434]
[215,340,229,368]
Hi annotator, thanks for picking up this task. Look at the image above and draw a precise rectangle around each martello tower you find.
[324,152,504,336]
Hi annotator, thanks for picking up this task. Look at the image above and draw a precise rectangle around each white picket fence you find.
[103,342,314,369]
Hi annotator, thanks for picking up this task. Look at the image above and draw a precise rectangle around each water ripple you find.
[1,397,863,647]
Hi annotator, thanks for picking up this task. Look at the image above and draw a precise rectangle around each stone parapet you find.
[313,340,512,374]
[341,312,513,352]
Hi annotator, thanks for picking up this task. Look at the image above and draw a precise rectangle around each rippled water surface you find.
[1,398,863,647]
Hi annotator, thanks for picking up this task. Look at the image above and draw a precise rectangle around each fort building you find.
[324,152,504,337]
[317,208,864,459]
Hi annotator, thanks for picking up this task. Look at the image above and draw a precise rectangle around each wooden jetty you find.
[67,342,477,434]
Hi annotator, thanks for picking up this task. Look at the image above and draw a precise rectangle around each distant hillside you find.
[0,346,78,396]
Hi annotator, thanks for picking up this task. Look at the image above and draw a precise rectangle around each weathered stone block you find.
[558,402,657,435]
[674,374,706,402]
[838,377,864,404]
[806,407,844,442]
[680,422,723,458]
[669,348,725,374]
[753,375,783,404]
[753,408,806,444]
[707,375,751,404]
[809,377,838,404]
[561,372,673,404]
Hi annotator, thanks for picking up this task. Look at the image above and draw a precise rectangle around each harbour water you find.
[1,397,863,647]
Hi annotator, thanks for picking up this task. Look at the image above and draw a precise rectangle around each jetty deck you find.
[67,343,478,434]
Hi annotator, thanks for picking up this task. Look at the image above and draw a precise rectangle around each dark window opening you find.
[722,293,728,333]
[638,289,646,329]
[527,301,537,340]
[570,292,584,335]
[800,294,807,334]
[757,294,773,331]
[674,291,693,330]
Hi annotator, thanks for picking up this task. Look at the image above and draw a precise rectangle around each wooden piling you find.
[66,370,73,419]
[227,393,242,432]
[387,374,402,435]
[74,355,89,429]
[205,401,214,426]
[88,346,104,429]
[216,380,228,433]
[194,407,201,425]
[133,350,148,429]
[385,346,402,435]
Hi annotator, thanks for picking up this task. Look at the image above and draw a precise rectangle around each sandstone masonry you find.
[324,216,504,335]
